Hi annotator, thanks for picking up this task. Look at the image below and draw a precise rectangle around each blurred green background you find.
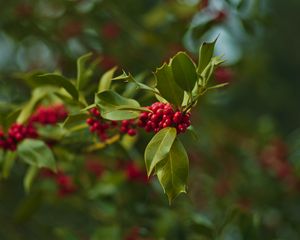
[1,0,300,239]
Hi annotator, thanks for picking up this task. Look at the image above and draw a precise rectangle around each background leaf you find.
[17,139,56,171]
[32,74,79,100]
[1,151,17,178]
[17,88,48,124]
[76,52,93,91]
[63,112,89,131]
[23,165,38,193]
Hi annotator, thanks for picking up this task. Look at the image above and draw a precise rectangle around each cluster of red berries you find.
[260,139,295,181]
[85,159,104,178]
[120,119,137,136]
[214,67,234,84]
[0,123,38,151]
[101,21,121,40]
[40,169,76,197]
[86,107,118,141]
[0,104,68,151]
[86,107,137,141]
[29,104,68,125]
[124,162,148,184]
[138,102,191,134]
[56,173,77,197]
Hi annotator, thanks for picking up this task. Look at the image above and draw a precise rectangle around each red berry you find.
[156,109,164,116]
[120,126,128,133]
[127,129,137,136]
[163,118,171,127]
[86,118,94,125]
[138,120,146,127]
[139,112,148,121]
[173,112,183,123]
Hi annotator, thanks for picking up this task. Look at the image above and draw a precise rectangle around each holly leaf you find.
[201,56,225,85]
[77,52,93,90]
[63,112,89,130]
[17,88,48,124]
[144,127,177,176]
[1,151,17,178]
[98,66,117,92]
[155,63,184,107]
[156,138,189,204]
[95,90,141,120]
[171,52,198,92]
[113,71,157,94]
[192,213,214,238]
[32,73,79,100]
[23,166,38,193]
[17,139,56,171]
[198,38,217,74]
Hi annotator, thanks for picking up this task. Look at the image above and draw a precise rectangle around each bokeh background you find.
[1,0,300,239]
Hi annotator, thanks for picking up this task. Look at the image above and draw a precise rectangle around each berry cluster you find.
[0,123,38,151]
[86,107,118,141]
[56,173,77,197]
[138,102,191,134]
[29,104,68,125]
[40,169,76,197]
[85,159,104,178]
[260,139,297,184]
[214,67,233,84]
[87,107,137,141]
[124,162,148,184]
[0,104,68,151]
[101,21,121,40]
[120,119,137,136]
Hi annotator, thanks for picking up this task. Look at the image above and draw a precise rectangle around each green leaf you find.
[5,109,22,128]
[23,166,38,193]
[192,213,214,238]
[186,126,199,141]
[37,125,68,140]
[197,38,217,74]
[17,88,48,124]
[111,70,129,81]
[217,207,240,235]
[32,74,79,100]
[95,90,140,120]
[63,112,88,130]
[128,74,157,94]
[77,52,93,91]
[201,56,225,86]
[144,127,177,176]
[116,106,151,112]
[156,138,189,204]
[2,151,17,178]
[113,71,157,94]
[207,82,229,90]
[13,191,42,223]
[155,63,184,106]
[17,139,56,171]
[98,67,117,92]
[171,52,198,92]
[91,226,121,240]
